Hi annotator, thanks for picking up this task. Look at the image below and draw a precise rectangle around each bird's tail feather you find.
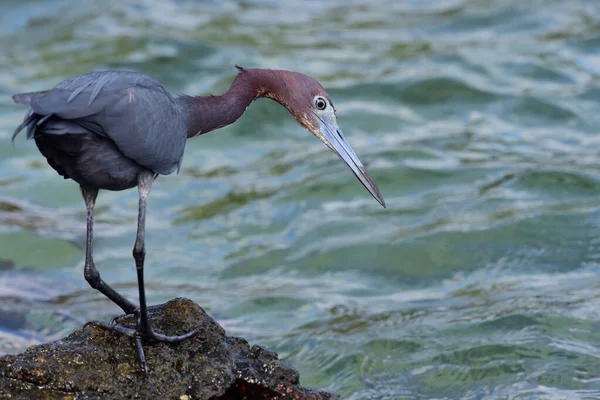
[11,110,36,143]
[12,90,48,105]
[11,91,56,142]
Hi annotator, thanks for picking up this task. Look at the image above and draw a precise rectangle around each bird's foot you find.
[110,312,134,325]
[84,311,200,376]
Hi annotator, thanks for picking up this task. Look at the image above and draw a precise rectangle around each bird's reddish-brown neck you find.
[180,67,284,139]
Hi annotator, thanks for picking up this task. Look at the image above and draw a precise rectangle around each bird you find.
[11,65,385,374]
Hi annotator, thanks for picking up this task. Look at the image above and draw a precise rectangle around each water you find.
[1,0,600,398]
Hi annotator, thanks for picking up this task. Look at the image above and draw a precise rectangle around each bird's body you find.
[34,132,145,190]
[12,66,385,374]
[14,71,186,190]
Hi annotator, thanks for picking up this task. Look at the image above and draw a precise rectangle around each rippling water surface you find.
[2,0,600,398]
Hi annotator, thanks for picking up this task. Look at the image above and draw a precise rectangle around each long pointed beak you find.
[314,119,386,208]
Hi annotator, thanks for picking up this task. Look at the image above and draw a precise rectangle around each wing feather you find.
[12,71,187,175]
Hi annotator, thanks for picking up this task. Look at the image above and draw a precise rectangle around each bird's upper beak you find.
[312,117,386,208]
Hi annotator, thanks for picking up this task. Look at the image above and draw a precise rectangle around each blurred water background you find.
[1,0,600,398]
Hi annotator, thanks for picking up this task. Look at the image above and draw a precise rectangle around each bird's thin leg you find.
[132,172,199,341]
[133,171,153,334]
[90,172,199,375]
[81,186,137,314]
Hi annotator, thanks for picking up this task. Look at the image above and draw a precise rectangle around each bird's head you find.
[242,67,385,208]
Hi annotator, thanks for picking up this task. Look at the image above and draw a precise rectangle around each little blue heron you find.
[11,66,385,374]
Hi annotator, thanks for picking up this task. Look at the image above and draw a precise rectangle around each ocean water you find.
[1,0,600,398]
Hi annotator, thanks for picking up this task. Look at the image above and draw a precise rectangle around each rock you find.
[0,298,338,400]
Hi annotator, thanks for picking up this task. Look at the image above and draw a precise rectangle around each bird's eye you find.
[315,97,327,110]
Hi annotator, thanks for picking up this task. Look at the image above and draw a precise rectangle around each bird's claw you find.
[110,314,128,325]
[87,320,139,338]
[134,336,149,376]
[85,318,200,376]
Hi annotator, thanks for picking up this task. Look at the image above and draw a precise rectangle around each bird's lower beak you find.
[314,120,385,208]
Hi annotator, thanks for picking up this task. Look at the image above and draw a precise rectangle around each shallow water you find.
[1,0,600,398]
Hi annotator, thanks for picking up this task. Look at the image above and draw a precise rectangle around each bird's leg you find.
[81,186,137,314]
[133,171,200,338]
[133,172,152,334]
[90,172,199,375]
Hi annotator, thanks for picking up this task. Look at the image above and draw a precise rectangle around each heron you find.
[11,66,385,374]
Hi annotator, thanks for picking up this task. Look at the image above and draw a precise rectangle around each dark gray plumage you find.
[12,71,195,375]
[13,71,186,183]
[12,67,385,375]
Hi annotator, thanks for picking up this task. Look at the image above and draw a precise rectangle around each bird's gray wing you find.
[13,71,187,175]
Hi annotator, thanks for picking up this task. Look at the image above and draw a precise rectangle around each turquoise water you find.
[2,0,600,398]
